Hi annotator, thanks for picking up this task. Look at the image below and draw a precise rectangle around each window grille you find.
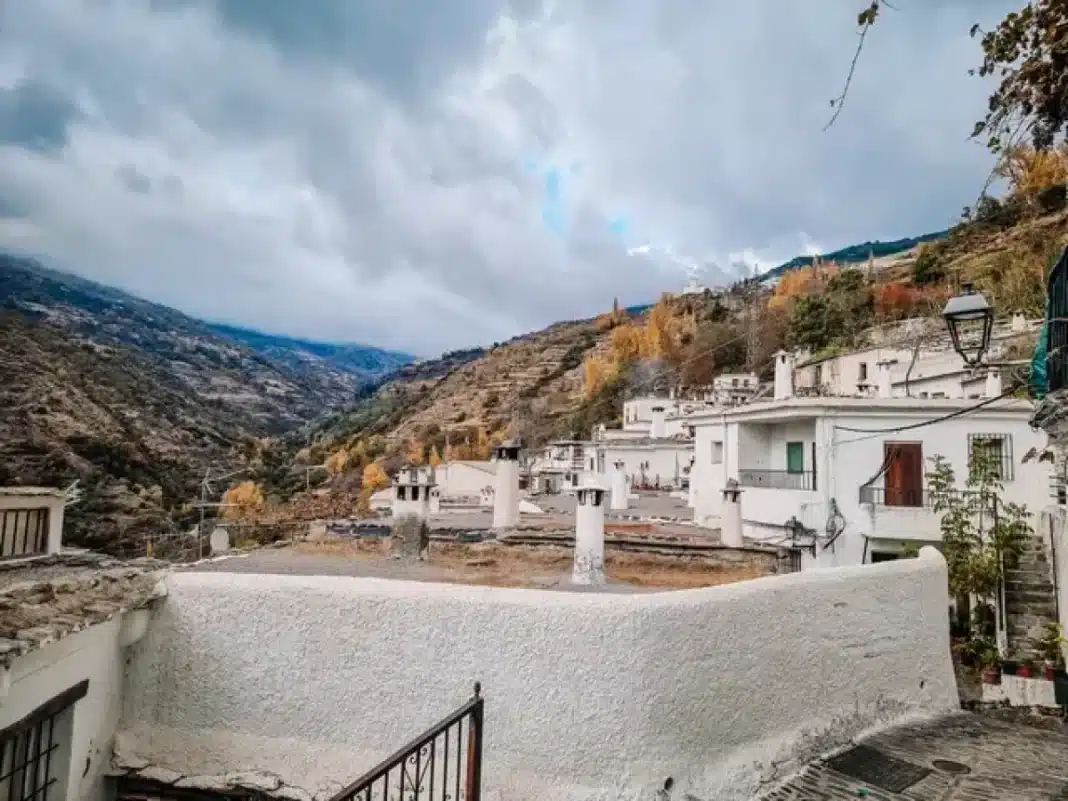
[0,680,87,801]
[1,508,50,560]
[967,434,1014,481]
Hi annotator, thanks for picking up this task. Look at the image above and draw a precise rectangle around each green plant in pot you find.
[1038,623,1067,704]
[970,636,1001,685]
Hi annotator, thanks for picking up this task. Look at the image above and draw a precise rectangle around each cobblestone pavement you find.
[760,712,1068,800]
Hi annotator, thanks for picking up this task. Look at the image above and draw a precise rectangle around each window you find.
[786,442,804,474]
[858,362,868,382]
[968,434,1014,481]
[0,680,87,801]
[1,508,50,560]
[814,366,823,386]
[732,378,739,388]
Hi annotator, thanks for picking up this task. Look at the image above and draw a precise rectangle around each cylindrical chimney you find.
[610,460,629,511]
[720,480,744,548]
[876,360,893,399]
[573,483,606,585]
[773,351,794,400]
[492,441,522,530]
[650,405,666,438]
[985,368,1002,398]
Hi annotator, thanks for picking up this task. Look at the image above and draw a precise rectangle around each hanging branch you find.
[825,2,883,131]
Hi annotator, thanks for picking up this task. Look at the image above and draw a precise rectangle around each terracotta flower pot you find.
[981,665,1001,685]
[1018,663,1033,679]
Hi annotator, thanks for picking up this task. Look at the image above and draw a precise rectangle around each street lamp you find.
[942,282,994,367]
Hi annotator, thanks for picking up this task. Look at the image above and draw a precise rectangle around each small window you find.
[710,441,724,465]
[814,365,823,385]
[0,680,88,801]
[786,442,804,474]
[1,508,50,560]
[969,434,1014,481]
[732,378,739,388]
[858,362,868,382]
[411,486,420,501]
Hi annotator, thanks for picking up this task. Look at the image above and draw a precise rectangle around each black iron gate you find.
[329,684,484,801]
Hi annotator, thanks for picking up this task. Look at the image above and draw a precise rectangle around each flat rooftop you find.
[187,537,776,593]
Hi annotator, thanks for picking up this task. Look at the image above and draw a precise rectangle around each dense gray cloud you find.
[0,0,1018,355]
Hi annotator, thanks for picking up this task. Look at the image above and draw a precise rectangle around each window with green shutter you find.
[786,442,804,474]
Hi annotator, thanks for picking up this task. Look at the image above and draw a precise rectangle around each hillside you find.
[0,254,406,551]
[764,230,949,281]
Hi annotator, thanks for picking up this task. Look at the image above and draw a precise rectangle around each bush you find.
[913,243,946,285]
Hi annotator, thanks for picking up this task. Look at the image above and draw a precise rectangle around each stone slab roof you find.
[0,551,168,669]
[0,487,66,498]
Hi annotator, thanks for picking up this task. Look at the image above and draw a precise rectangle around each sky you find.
[0,0,1019,356]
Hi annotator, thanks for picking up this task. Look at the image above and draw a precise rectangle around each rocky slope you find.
[0,254,409,551]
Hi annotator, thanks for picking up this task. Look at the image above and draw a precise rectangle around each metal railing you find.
[858,486,986,510]
[1,507,49,560]
[329,684,484,801]
[858,486,930,507]
[738,469,816,491]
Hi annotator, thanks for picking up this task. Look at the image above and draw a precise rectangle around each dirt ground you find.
[191,538,770,592]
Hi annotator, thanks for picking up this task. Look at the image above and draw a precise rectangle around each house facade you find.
[691,397,1049,568]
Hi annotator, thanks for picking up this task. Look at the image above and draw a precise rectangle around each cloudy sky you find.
[0,0,1017,356]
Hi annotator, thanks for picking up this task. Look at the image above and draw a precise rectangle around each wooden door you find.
[885,442,923,507]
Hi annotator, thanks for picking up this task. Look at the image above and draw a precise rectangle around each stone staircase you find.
[1004,530,1059,660]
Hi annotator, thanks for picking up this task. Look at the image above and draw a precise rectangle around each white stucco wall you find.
[120,553,958,801]
[3,612,149,801]
[437,462,496,497]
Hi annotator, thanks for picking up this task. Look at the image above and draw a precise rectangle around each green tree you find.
[927,446,1032,641]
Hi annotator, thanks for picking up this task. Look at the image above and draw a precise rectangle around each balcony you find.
[739,469,816,491]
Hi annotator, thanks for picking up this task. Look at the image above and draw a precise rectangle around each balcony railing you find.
[330,684,484,801]
[738,469,815,491]
[859,486,984,509]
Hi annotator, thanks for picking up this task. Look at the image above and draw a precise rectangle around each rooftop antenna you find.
[62,480,82,508]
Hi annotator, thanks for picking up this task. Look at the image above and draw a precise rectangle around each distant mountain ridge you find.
[207,322,413,379]
[762,230,950,281]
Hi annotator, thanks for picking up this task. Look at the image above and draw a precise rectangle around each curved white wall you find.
[120,550,958,801]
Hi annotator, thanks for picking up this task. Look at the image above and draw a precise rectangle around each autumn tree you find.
[428,445,442,467]
[406,436,425,466]
[583,353,616,399]
[221,481,265,521]
[362,462,390,492]
[610,323,644,364]
[680,322,747,386]
[325,448,350,476]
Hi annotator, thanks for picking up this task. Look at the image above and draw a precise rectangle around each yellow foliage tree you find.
[428,445,442,467]
[325,448,350,476]
[349,440,369,469]
[362,461,390,492]
[996,145,1068,199]
[768,264,835,311]
[583,353,616,399]
[406,437,425,466]
[610,323,643,364]
[221,481,265,521]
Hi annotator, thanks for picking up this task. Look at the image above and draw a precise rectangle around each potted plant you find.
[1038,622,1068,704]
[1017,661,1033,679]
[980,648,1001,686]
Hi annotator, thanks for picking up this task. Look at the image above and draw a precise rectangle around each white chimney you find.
[649,405,666,439]
[773,351,794,400]
[573,482,607,586]
[492,441,522,530]
[720,480,744,548]
[610,460,629,511]
[985,368,1002,398]
[1011,312,1027,333]
[876,360,893,399]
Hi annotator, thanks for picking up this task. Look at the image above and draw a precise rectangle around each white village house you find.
[691,347,1050,569]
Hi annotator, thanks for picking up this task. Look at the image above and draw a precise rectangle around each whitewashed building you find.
[0,489,164,801]
[691,395,1048,568]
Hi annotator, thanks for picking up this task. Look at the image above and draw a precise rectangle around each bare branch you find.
[824,2,882,131]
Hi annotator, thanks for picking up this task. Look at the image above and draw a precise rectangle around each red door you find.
[885,443,923,507]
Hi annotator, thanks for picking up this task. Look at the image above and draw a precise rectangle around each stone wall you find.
[119,548,957,801]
